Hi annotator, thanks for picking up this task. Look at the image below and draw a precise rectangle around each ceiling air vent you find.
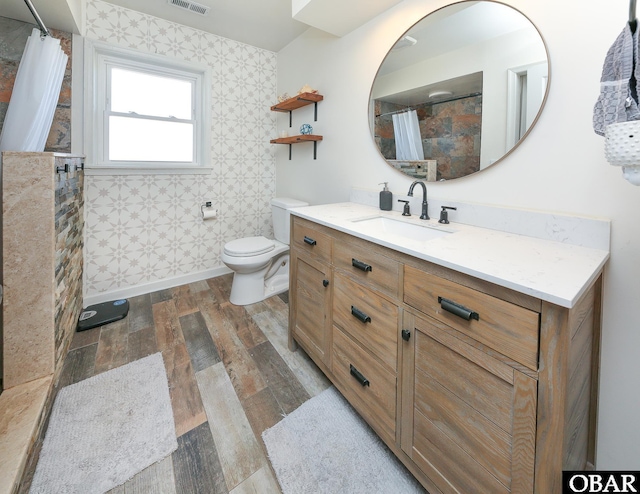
[168,0,210,16]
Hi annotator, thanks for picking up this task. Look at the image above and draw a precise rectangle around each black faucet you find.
[438,206,457,224]
[398,199,411,216]
[407,181,429,220]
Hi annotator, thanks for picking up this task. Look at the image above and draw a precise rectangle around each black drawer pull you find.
[303,236,316,246]
[351,305,371,323]
[350,364,370,387]
[323,279,329,287]
[352,258,372,272]
[438,296,479,321]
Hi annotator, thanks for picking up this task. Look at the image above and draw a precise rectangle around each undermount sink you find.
[351,216,453,242]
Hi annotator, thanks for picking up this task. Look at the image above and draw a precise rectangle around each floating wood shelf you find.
[270,92,323,113]
[270,135,323,144]
[271,92,324,127]
[270,92,324,159]
[270,135,323,160]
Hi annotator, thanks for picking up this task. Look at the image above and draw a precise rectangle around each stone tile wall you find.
[54,158,84,370]
[2,152,84,389]
[374,94,482,181]
[0,16,72,153]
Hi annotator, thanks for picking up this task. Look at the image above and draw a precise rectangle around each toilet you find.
[222,197,309,305]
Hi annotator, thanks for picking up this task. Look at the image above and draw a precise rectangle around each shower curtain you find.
[0,29,68,152]
[392,110,424,161]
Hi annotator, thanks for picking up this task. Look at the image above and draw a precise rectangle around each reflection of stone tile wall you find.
[0,16,72,153]
[373,100,402,160]
[373,95,482,180]
[421,95,482,181]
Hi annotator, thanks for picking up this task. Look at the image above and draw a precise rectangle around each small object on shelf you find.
[300,123,313,135]
[278,92,290,102]
[298,84,318,95]
[279,130,288,138]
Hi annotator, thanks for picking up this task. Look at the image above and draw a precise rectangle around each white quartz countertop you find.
[290,202,610,308]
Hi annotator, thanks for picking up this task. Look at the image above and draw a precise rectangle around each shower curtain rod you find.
[375,92,483,118]
[23,0,50,37]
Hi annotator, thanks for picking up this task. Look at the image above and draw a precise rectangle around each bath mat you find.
[30,352,177,494]
[262,386,425,493]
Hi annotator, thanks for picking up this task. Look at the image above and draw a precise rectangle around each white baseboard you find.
[82,266,232,307]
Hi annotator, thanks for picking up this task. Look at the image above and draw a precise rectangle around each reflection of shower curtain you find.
[0,29,68,152]
[392,110,424,161]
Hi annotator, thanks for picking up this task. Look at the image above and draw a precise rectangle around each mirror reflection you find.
[370,1,549,181]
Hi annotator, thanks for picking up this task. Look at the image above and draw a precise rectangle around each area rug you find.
[262,386,425,493]
[30,352,177,494]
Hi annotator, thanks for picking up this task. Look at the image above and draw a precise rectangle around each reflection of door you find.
[506,61,548,148]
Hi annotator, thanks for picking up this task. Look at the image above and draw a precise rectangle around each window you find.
[84,40,211,174]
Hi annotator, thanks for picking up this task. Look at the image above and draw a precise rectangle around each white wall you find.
[276,0,640,468]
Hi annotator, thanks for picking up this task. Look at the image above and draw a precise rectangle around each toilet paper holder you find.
[201,201,217,220]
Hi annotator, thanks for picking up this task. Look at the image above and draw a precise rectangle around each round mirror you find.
[369,1,549,181]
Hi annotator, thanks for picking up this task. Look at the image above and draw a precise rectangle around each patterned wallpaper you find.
[83,0,277,299]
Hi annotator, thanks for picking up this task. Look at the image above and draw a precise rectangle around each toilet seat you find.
[224,236,275,257]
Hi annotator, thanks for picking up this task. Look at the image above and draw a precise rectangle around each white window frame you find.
[84,39,211,175]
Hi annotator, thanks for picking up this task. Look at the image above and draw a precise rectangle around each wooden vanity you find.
[288,213,603,493]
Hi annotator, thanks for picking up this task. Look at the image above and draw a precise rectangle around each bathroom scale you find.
[77,299,129,331]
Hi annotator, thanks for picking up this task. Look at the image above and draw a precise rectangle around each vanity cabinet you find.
[288,215,603,493]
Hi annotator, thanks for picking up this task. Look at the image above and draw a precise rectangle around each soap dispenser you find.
[379,182,392,211]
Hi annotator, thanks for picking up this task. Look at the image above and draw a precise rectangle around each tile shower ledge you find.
[290,202,610,308]
[0,376,52,494]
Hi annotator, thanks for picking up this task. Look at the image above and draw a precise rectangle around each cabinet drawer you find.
[332,326,396,445]
[333,273,398,372]
[333,237,400,298]
[404,265,539,370]
[292,219,332,264]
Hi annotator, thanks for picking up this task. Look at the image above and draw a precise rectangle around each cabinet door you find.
[290,251,332,366]
[402,313,537,494]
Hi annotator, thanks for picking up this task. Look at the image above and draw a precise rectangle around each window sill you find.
[84,165,214,176]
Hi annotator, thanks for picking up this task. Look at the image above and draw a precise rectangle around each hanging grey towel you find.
[593,25,640,135]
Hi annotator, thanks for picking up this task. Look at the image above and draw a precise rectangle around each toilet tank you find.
[271,198,309,244]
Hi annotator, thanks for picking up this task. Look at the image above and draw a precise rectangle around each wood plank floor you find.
[18,274,332,493]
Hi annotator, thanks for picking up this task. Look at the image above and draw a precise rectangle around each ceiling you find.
[0,0,403,52]
[374,2,535,104]
[380,2,533,76]
[0,0,81,36]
